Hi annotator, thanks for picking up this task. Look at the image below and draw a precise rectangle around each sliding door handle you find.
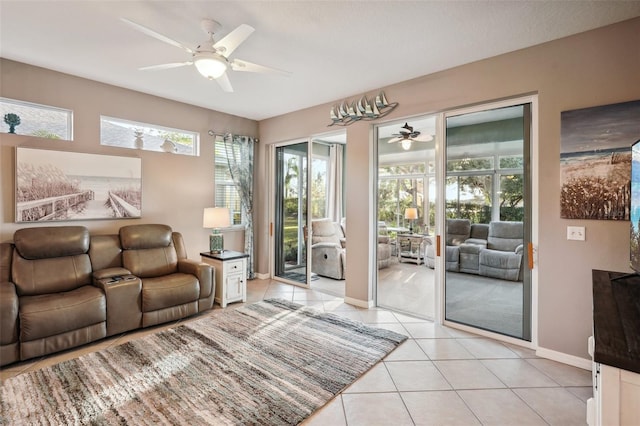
[528,242,534,270]
[436,235,441,257]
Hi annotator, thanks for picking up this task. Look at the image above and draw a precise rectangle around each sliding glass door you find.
[272,133,346,290]
[376,116,438,319]
[444,102,532,340]
[274,142,310,286]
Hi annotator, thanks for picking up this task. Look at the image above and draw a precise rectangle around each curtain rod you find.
[207,130,259,142]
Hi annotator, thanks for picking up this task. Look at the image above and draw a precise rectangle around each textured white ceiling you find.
[1,1,639,121]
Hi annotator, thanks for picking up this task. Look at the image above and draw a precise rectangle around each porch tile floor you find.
[0,279,591,426]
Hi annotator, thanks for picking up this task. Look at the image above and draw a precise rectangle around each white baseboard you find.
[253,272,270,280]
[344,297,374,309]
[536,346,592,371]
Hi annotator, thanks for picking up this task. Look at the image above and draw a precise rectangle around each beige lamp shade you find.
[203,207,231,229]
[404,208,418,220]
[203,207,230,253]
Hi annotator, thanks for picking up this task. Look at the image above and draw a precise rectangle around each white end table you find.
[200,250,249,308]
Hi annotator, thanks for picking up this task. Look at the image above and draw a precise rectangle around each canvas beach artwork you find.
[16,147,142,222]
[560,100,640,220]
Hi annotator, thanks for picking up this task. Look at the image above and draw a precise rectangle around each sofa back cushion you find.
[311,219,343,246]
[89,235,123,271]
[12,226,92,296]
[470,223,490,240]
[120,224,178,278]
[446,219,471,245]
[487,221,523,252]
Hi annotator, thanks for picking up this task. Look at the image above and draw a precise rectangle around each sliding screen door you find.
[444,103,532,340]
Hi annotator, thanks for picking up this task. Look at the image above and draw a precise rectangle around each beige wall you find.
[0,58,257,259]
[258,17,640,360]
[1,17,638,362]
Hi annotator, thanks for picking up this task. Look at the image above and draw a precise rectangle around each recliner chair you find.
[119,224,214,327]
[10,226,107,361]
[310,219,346,280]
[478,221,524,281]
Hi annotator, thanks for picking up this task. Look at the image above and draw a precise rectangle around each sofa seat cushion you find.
[141,273,200,312]
[479,250,522,281]
[19,286,106,342]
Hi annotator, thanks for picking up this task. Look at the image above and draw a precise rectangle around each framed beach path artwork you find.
[16,147,142,222]
[560,100,640,221]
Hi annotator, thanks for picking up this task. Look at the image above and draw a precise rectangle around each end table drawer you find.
[224,260,244,274]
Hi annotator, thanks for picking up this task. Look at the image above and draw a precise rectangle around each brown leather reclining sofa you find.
[0,224,214,367]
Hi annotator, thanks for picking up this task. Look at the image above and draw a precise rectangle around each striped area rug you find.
[1,299,407,425]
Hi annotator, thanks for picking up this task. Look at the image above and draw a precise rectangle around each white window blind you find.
[214,140,243,225]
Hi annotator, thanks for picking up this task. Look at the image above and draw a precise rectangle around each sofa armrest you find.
[312,242,342,250]
[93,267,132,281]
[0,281,19,346]
[178,259,214,300]
[515,244,524,255]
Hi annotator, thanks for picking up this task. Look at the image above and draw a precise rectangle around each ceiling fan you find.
[121,17,289,93]
[388,122,434,150]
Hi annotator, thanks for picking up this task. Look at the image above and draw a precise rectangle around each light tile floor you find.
[1,279,592,426]
[246,280,591,426]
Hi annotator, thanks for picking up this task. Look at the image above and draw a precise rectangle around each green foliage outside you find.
[160,131,194,147]
[379,155,524,227]
[30,130,62,139]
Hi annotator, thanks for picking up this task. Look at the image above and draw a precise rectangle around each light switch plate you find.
[567,226,585,241]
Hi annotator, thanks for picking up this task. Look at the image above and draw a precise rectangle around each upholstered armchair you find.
[310,219,346,280]
[478,221,524,281]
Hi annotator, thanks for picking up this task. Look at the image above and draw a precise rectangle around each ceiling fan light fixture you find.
[401,139,412,150]
[194,53,227,79]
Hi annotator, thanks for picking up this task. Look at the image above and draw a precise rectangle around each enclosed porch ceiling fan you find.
[388,122,433,150]
[121,17,289,93]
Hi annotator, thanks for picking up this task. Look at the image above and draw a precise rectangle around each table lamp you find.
[203,207,231,253]
[405,207,418,234]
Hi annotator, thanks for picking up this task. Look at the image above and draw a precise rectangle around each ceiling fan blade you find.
[414,133,434,142]
[214,24,255,57]
[139,61,192,71]
[121,18,194,54]
[230,59,290,76]
[215,72,234,93]
[388,136,402,143]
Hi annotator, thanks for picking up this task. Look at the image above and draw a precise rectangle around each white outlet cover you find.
[567,226,585,241]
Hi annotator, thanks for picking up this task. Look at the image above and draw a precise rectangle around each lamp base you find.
[209,233,224,253]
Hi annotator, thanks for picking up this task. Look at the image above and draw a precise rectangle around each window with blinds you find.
[214,140,243,225]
